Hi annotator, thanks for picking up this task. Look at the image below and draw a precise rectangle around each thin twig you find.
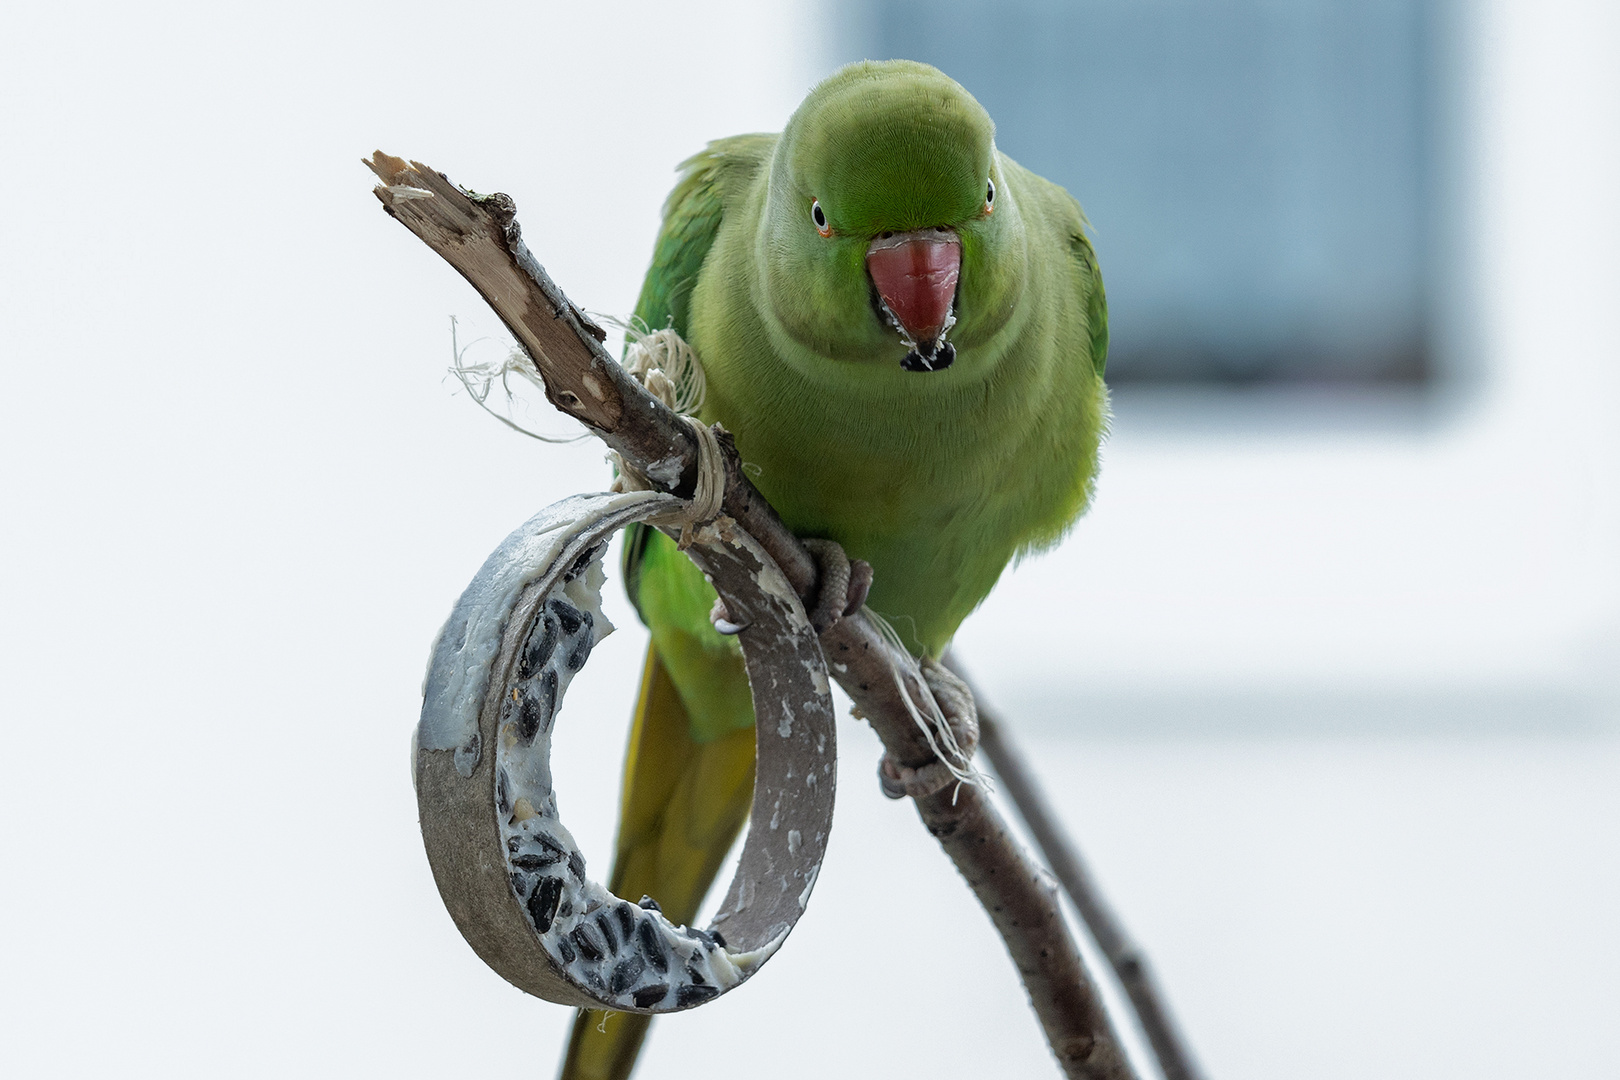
[947,655,1205,1080]
[367,153,1140,1080]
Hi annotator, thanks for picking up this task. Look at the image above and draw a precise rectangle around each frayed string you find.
[606,325,723,547]
[622,325,706,416]
[631,415,726,548]
[447,316,586,444]
[860,608,987,796]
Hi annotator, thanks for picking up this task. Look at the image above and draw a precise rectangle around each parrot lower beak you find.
[866,228,961,365]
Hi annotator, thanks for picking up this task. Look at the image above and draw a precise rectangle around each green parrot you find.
[561,60,1108,1080]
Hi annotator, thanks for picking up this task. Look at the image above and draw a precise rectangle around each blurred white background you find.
[1,1,1616,1078]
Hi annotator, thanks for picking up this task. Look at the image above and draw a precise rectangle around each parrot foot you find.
[877,658,981,800]
[801,538,873,634]
[709,597,748,636]
[878,757,957,799]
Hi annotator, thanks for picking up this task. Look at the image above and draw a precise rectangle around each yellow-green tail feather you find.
[558,645,755,1080]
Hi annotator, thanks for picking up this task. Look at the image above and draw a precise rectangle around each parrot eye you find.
[811,198,831,237]
[985,178,996,213]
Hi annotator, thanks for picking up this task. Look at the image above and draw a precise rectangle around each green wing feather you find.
[618,133,776,743]
[1072,230,1109,378]
[620,133,778,640]
[631,134,776,339]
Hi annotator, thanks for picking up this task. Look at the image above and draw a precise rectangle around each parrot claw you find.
[921,658,979,755]
[874,761,959,803]
[878,759,906,799]
[845,559,874,616]
[801,538,872,634]
[709,597,748,635]
[878,756,956,800]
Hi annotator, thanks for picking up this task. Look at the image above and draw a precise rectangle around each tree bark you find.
[951,657,1206,1080]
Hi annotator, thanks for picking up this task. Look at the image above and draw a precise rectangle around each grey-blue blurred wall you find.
[836,0,1442,384]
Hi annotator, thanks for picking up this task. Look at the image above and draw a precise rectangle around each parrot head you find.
[761,60,1026,376]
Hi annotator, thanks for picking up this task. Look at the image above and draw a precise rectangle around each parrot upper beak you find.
[866,228,961,370]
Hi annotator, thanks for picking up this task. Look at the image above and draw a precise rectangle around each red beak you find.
[865,229,961,346]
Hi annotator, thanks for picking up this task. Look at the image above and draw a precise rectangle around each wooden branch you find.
[368,153,1139,1080]
[949,657,1206,1080]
